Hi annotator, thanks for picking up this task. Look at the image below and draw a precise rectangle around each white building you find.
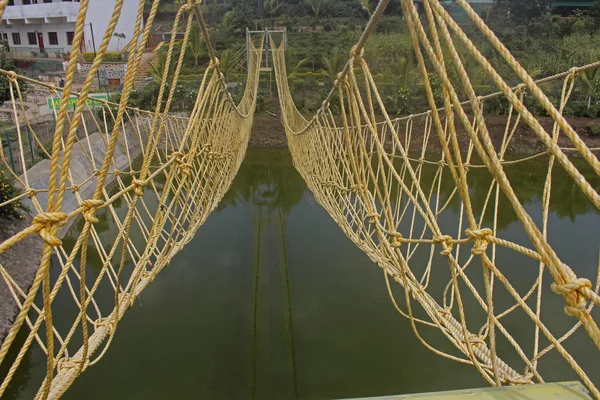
[0,0,142,59]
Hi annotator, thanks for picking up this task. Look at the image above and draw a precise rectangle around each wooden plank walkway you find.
[341,382,592,400]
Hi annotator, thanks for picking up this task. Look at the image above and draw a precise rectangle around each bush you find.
[83,52,123,63]
[0,169,24,218]
[587,122,600,136]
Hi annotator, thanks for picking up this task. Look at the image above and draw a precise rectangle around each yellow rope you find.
[271,0,600,396]
[0,1,264,398]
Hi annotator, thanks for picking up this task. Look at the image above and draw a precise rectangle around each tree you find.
[304,0,329,25]
[322,47,345,85]
[496,0,553,26]
[359,0,376,17]
[187,21,204,66]
[285,49,309,79]
[113,32,126,52]
[0,41,17,104]
[263,0,282,27]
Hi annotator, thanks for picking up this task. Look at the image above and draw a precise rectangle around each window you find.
[7,0,14,6]
[0,33,7,41]
[48,32,58,45]
[66,31,74,46]
[12,33,20,45]
[43,0,53,3]
[23,0,39,4]
[27,32,37,45]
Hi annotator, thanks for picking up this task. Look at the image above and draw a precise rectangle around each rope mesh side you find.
[271,0,600,396]
[0,1,264,398]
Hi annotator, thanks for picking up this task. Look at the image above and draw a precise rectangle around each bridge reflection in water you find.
[2,148,599,399]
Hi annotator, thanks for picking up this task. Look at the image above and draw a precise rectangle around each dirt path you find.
[248,109,600,155]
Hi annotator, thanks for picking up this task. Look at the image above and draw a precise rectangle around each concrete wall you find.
[20,119,147,237]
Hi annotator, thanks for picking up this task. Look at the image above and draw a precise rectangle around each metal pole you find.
[4,131,15,173]
[89,23,110,98]
[246,28,250,73]
[26,126,35,165]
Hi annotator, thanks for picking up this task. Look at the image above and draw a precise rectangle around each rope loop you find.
[434,234,453,256]
[132,178,145,196]
[32,212,68,246]
[465,228,493,256]
[81,199,104,224]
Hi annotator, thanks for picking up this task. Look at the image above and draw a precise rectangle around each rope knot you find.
[71,184,80,193]
[551,277,592,317]
[27,188,37,198]
[463,333,485,347]
[465,228,493,256]
[93,317,116,332]
[6,71,17,82]
[349,45,364,62]
[32,212,68,246]
[389,231,403,248]
[209,58,220,69]
[81,199,103,224]
[417,157,425,164]
[434,235,453,256]
[367,212,380,224]
[437,159,446,168]
[132,178,145,196]
[504,374,533,385]
[56,357,84,373]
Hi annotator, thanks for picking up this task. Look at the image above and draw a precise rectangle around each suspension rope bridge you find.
[0,0,598,398]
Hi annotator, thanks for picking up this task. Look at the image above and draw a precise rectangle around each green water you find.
[2,148,600,399]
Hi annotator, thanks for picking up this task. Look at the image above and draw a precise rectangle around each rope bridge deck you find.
[271,0,600,398]
[0,0,264,398]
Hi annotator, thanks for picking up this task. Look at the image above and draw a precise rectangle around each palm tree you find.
[263,0,282,28]
[304,0,328,26]
[285,49,309,79]
[360,0,376,16]
[219,49,234,82]
[580,54,600,110]
[187,21,204,67]
[149,51,169,80]
[322,47,345,86]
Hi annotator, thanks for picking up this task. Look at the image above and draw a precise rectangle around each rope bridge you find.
[0,0,263,398]
[271,0,600,397]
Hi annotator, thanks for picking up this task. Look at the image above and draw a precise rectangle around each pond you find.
[2,148,600,399]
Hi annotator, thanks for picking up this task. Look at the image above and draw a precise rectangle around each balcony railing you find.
[9,46,67,59]
[2,2,79,23]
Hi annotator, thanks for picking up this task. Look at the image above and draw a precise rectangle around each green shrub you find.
[0,169,24,218]
[587,122,600,136]
[83,52,123,63]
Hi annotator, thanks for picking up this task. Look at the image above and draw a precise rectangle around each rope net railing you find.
[0,0,264,398]
[271,0,600,397]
